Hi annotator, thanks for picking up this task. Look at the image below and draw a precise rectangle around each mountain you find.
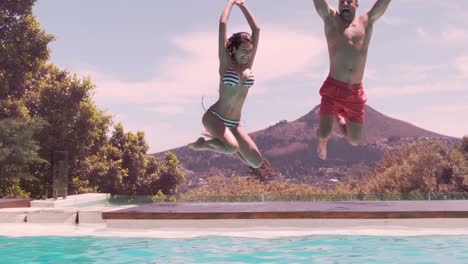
[151,105,457,189]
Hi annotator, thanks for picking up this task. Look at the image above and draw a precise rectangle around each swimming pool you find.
[1,235,467,263]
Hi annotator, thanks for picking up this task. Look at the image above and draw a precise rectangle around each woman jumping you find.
[188,0,263,169]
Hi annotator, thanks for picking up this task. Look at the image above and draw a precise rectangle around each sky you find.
[33,0,468,153]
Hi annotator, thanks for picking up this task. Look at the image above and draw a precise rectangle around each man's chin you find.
[341,13,353,21]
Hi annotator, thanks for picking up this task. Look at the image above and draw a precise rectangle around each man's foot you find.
[316,129,328,160]
[188,137,205,151]
[336,115,347,136]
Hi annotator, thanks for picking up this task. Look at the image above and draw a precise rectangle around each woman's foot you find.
[201,130,214,138]
[188,137,206,150]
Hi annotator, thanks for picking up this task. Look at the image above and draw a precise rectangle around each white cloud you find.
[113,113,129,122]
[425,102,468,114]
[414,26,468,44]
[364,67,379,81]
[416,27,427,38]
[143,105,184,115]
[390,109,468,139]
[81,26,325,109]
[253,26,325,80]
[79,68,199,106]
[245,119,278,134]
[388,64,445,81]
[455,55,468,78]
[121,122,195,153]
[381,15,404,26]
[40,1,468,153]
[77,26,326,152]
[368,81,467,99]
[303,66,329,81]
[403,0,462,10]
[441,28,468,42]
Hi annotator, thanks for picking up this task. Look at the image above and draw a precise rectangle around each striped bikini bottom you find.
[208,109,240,129]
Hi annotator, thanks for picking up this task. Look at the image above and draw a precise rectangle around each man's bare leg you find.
[331,115,363,146]
[316,130,328,160]
[336,114,347,136]
[344,120,363,146]
[316,115,334,160]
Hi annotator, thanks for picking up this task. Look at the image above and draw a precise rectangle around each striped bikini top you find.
[222,67,255,87]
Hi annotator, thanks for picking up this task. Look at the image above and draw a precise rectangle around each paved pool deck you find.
[2,199,468,237]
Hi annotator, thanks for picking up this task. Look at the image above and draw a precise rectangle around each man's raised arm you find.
[313,0,336,21]
[367,0,391,23]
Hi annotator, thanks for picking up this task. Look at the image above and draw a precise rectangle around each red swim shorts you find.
[319,75,367,124]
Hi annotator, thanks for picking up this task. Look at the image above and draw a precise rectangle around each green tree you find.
[0,118,47,197]
[73,143,124,194]
[156,152,186,196]
[1,0,53,116]
[1,0,53,197]
[181,175,325,202]
[23,64,112,197]
[459,136,468,159]
[359,141,468,194]
[136,153,159,195]
[1,0,187,198]
[24,65,185,197]
[76,124,165,196]
[109,124,149,194]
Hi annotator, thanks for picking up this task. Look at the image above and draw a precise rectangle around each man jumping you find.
[312,0,391,159]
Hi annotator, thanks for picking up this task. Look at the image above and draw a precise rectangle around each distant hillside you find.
[152,105,457,189]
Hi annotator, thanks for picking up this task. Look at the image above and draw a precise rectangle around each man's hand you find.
[235,0,245,6]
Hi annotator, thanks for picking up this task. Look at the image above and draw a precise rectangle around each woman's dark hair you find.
[226,32,252,57]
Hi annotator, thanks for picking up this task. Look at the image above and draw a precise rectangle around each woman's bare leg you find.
[188,111,239,154]
[231,126,264,168]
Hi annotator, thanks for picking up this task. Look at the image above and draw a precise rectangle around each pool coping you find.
[102,200,468,219]
[2,220,468,238]
[0,199,31,209]
[29,193,110,208]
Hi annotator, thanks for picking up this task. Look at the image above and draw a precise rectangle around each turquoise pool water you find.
[1,235,467,263]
